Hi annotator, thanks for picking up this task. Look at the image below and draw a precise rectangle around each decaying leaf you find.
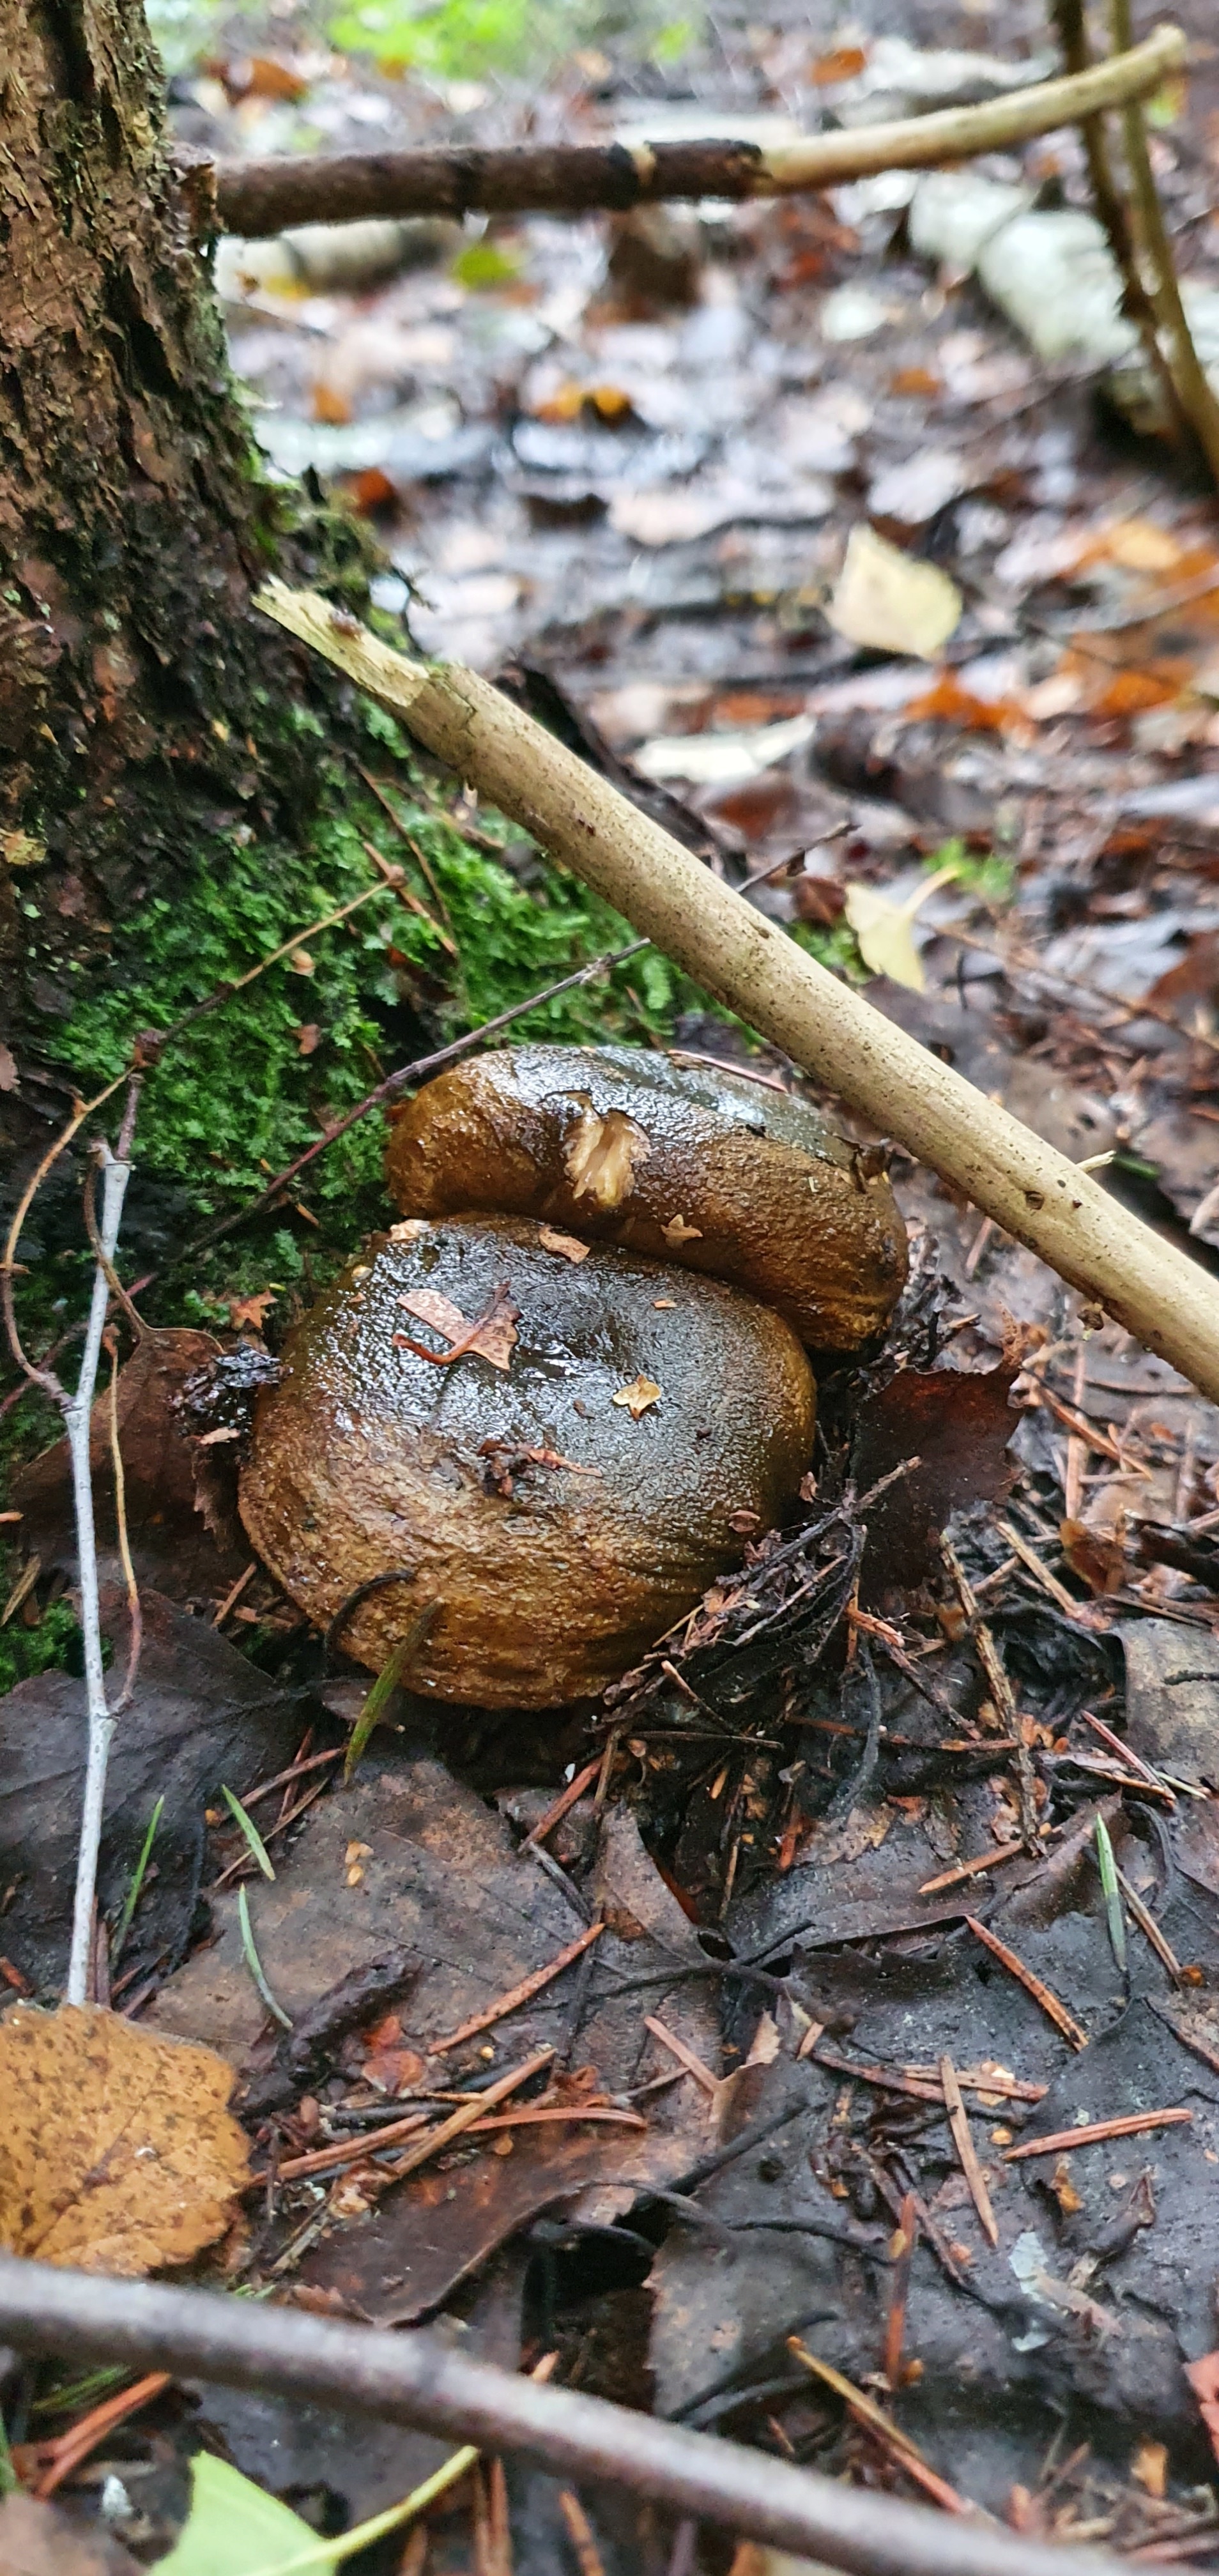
[851,1365,1016,1597]
[226,1290,276,1333]
[537,1225,591,1262]
[661,1213,703,1246]
[827,522,962,660]
[395,1284,519,1371]
[0,2493,141,2575]
[0,2005,250,2274]
[613,1374,662,1419]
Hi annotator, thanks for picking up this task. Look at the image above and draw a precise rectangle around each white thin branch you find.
[64,1142,134,2007]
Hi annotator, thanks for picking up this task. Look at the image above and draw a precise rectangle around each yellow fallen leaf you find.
[0,2005,250,2275]
[613,1375,662,1420]
[538,1225,591,1262]
[844,861,960,992]
[827,523,962,661]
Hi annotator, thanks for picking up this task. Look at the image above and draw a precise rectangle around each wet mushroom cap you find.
[238,1215,815,1709]
[385,1043,907,1353]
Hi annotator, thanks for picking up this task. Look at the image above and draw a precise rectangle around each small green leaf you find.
[156,2453,314,2574]
[160,2441,480,2574]
[238,1884,293,2031]
[1095,1814,1127,1972]
[344,1602,440,1784]
[222,1782,276,1880]
[111,1794,165,1965]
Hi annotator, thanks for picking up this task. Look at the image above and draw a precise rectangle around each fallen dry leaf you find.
[661,1214,702,1246]
[827,523,962,660]
[538,1225,591,1262]
[226,1289,276,1333]
[613,1374,662,1420]
[0,2492,141,2574]
[396,1285,518,1371]
[844,884,928,990]
[0,2005,250,2274]
[295,1022,321,1056]
[0,1041,17,1092]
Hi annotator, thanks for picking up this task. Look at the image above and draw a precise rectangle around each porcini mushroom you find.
[385,1044,906,1353]
[239,1215,815,1708]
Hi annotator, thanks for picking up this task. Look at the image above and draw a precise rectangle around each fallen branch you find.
[212,26,1184,237]
[0,2254,1135,2576]
[257,586,1219,1407]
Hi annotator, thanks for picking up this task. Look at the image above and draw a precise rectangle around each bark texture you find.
[0,0,330,1034]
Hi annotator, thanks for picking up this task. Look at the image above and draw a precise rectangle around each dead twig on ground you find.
[941,1539,1040,1850]
[212,28,1183,234]
[965,1917,1089,2050]
[258,586,1219,1407]
[429,1928,603,2055]
[940,2055,999,2248]
[1004,2108,1190,2160]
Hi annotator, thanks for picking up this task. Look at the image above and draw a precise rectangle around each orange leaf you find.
[397,1284,518,1371]
[0,2007,250,2274]
[227,1288,276,1332]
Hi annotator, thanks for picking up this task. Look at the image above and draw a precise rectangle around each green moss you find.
[0,1600,82,1698]
[24,717,697,1332]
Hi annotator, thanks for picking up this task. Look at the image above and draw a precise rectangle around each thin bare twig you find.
[430,1928,603,2055]
[941,1538,1040,1850]
[0,2253,1141,2576]
[1005,2106,1190,2159]
[940,2055,999,2248]
[1108,0,1219,486]
[1048,0,1187,445]
[965,1915,1089,2050]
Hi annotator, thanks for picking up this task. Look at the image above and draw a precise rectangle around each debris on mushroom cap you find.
[238,1216,815,1710]
[385,1043,907,1353]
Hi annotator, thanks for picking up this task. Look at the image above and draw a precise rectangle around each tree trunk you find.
[0,0,335,1036]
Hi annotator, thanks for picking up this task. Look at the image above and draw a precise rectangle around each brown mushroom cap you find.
[385,1045,906,1353]
[239,1215,815,1708]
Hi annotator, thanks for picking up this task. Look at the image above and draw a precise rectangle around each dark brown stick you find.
[0,2256,1133,2576]
[210,29,1183,238]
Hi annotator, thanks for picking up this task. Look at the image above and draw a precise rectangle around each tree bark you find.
[0,0,331,1038]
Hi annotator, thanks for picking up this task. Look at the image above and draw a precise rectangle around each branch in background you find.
[0,2255,1135,2576]
[211,25,1184,236]
[1108,0,1219,483]
[259,585,1219,1406]
[1048,0,1188,445]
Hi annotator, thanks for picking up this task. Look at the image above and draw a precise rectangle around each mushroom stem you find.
[259,586,1219,1407]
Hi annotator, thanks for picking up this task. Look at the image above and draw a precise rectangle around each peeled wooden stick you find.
[257,584,1219,1406]
[214,26,1184,237]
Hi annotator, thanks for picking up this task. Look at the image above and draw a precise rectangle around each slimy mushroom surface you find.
[239,1216,816,1708]
[385,1043,906,1353]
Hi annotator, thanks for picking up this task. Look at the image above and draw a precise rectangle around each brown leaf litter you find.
[0,2006,249,2273]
